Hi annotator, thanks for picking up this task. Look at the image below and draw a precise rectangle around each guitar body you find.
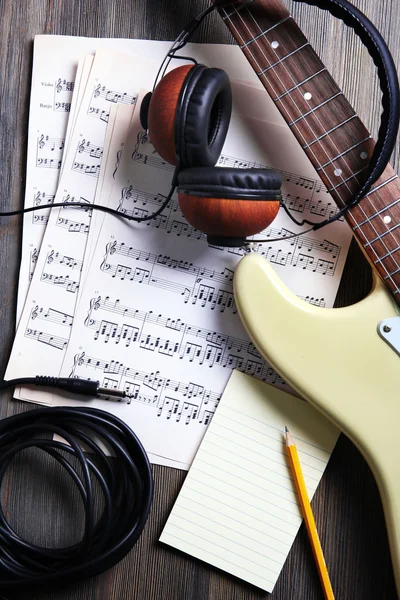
[234,252,400,587]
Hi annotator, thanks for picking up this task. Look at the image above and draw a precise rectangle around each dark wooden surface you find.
[0,1,398,598]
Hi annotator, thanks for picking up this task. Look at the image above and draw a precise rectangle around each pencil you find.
[285,426,335,600]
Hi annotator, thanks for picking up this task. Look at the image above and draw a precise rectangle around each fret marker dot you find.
[334,168,342,176]
[383,215,392,224]
[304,92,312,100]
[271,41,279,49]
[360,151,369,160]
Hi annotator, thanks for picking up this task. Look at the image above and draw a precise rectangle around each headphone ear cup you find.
[177,167,282,246]
[176,66,232,168]
[139,91,153,130]
[147,64,194,166]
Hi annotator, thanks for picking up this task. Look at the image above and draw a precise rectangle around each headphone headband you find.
[292,0,400,220]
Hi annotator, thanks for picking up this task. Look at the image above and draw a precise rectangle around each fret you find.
[221,1,256,20]
[378,247,400,262]
[274,70,342,123]
[222,1,289,33]
[317,141,373,187]
[302,115,358,149]
[257,43,310,75]
[354,198,400,229]
[318,137,371,170]
[385,266,400,279]
[326,166,369,194]
[366,175,398,196]
[288,92,342,126]
[246,44,324,98]
[239,15,291,47]
[274,68,327,101]
[364,223,400,247]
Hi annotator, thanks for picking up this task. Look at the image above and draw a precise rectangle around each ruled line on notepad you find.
[209,421,326,471]
[216,406,330,459]
[172,508,288,561]
[178,492,293,546]
[188,472,300,528]
[165,520,283,574]
[194,463,302,515]
[197,455,303,500]
[161,531,277,586]
[204,430,323,480]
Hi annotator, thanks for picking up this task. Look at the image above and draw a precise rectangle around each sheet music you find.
[30,95,350,465]
[7,49,160,403]
[16,35,264,322]
[8,39,353,467]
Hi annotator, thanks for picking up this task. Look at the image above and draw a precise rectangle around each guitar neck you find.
[218,0,400,307]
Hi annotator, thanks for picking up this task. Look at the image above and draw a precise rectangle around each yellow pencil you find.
[285,426,335,600]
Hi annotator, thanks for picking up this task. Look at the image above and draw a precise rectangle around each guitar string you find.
[234,4,399,251]
[228,3,400,287]
[223,4,400,292]
[240,4,400,275]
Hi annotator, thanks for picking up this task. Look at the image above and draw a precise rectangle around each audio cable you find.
[0,381,153,594]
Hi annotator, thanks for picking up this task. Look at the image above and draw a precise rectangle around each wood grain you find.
[0,1,398,599]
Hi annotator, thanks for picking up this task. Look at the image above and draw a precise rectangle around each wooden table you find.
[0,1,398,598]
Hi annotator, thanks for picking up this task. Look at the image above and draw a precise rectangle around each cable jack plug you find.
[33,376,128,400]
[96,386,127,400]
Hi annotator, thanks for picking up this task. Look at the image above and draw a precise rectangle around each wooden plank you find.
[0,1,398,598]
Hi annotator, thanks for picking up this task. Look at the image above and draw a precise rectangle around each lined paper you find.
[160,370,339,592]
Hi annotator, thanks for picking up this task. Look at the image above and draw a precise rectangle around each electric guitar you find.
[217,0,400,593]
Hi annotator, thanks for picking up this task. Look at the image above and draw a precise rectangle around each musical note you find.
[25,328,68,350]
[54,102,71,112]
[40,272,80,293]
[68,349,285,426]
[56,217,90,234]
[77,139,104,159]
[72,161,101,177]
[30,305,74,327]
[92,84,137,106]
[55,78,74,93]
[87,106,110,123]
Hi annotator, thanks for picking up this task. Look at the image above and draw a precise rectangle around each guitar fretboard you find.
[218,0,400,306]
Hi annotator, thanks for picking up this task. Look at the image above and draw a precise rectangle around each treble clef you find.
[47,250,55,264]
[101,241,116,272]
[34,192,41,206]
[31,305,39,320]
[38,134,45,149]
[78,139,86,154]
[107,240,117,256]
[93,84,101,98]
[31,248,38,264]
[70,352,85,377]
[56,78,62,93]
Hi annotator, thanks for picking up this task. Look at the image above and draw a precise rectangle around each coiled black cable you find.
[0,406,153,594]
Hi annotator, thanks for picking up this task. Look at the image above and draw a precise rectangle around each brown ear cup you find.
[177,167,282,246]
[146,64,232,168]
[147,64,193,166]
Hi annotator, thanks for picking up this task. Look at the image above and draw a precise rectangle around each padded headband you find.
[177,166,282,199]
[293,0,399,209]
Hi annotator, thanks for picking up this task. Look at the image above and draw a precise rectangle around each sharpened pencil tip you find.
[285,425,289,433]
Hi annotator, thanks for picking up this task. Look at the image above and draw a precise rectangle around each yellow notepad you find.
[160,370,339,592]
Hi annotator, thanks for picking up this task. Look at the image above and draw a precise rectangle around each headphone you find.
[138,0,400,247]
[0,1,398,247]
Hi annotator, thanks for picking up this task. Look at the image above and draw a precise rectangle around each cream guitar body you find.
[234,253,400,589]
